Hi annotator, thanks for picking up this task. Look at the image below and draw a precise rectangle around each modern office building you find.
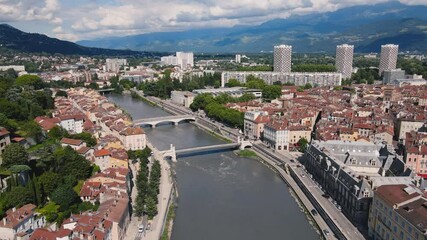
[274,45,292,73]
[379,44,399,75]
[335,44,354,79]
[221,71,342,87]
[383,69,405,84]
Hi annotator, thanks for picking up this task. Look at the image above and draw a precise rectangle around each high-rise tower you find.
[335,44,354,79]
[274,45,292,73]
[379,44,399,75]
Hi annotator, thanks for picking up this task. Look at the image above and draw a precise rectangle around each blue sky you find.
[1,0,426,42]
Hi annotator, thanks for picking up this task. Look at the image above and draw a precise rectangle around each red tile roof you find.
[61,138,83,146]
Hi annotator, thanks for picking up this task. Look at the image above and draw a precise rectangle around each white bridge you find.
[133,114,196,128]
[160,137,252,162]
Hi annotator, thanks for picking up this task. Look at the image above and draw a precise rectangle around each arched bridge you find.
[133,115,196,128]
[160,137,252,162]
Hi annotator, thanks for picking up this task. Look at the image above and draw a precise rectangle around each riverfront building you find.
[368,184,427,240]
[171,90,195,108]
[274,45,292,73]
[221,71,342,87]
[335,44,354,79]
[303,140,415,224]
[379,44,399,75]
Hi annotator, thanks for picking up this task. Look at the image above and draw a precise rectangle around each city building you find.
[57,114,84,134]
[0,204,45,240]
[405,145,427,175]
[221,71,342,87]
[263,119,290,151]
[368,184,427,240]
[273,45,292,73]
[192,87,262,98]
[176,52,194,69]
[335,44,354,79]
[0,65,25,72]
[244,111,270,140]
[383,69,405,84]
[379,44,399,75]
[235,54,241,63]
[106,59,127,73]
[0,127,11,156]
[303,140,414,224]
[160,52,194,69]
[391,78,427,87]
[171,91,195,108]
[160,55,178,66]
[60,137,86,150]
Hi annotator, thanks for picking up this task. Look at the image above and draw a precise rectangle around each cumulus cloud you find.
[1,0,426,41]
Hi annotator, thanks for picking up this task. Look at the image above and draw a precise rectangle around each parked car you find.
[323,229,330,236]
[311,209,318,216]
[337,205,342,211]
[138,224,144,233]
[322,193,330,199]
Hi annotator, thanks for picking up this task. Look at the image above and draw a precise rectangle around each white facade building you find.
[0,65,25,72]
[221,71,342,87]
[235,54,241,63]
[160,56,178,66]
[171,91,195,108]
[335,44,354,79]
[106,59,127,73]
[176,52,194,69]
[263,121,290,151]
[274,45,292,73]
[58,115,84,134]
[379,44,399,75]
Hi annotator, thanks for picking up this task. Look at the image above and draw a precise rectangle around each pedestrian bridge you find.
[160,137,252,162]
[133,115,196,128]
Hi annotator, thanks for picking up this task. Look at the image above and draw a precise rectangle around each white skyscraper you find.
[176,52,194,69]
[235,54,241,63]
[379,44,399,75]
[335,44,354,79]
[274,45,292,73]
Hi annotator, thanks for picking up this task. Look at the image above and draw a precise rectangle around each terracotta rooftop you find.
[0,204,36,229]
[61,137,83,146]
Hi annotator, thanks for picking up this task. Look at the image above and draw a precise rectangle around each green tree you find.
[297,138,309,153]
[246,76,265,89]
[20,121,44,143]
[1,143,29,167]
[48,126,69,139]
[51,184,79,211]
[262,85,281,100]
[226,79,241,87]
[16,75,44,89]
[38,172,61,197]
[145,196,158,219]
[56,90,68,97]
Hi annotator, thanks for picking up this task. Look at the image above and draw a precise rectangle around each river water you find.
[107,94,319,240]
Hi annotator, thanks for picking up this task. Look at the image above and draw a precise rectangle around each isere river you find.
[107,93,319,240]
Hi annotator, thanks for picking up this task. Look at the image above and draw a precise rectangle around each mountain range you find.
[77,1,427,53]
[0,24,151,56]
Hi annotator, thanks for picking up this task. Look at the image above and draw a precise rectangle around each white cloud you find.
[0,0,426,41]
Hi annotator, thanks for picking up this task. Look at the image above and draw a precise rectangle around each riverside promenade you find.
[125,140,174,240]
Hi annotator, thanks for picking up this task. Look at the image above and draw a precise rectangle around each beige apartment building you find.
[368,184,427,240]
